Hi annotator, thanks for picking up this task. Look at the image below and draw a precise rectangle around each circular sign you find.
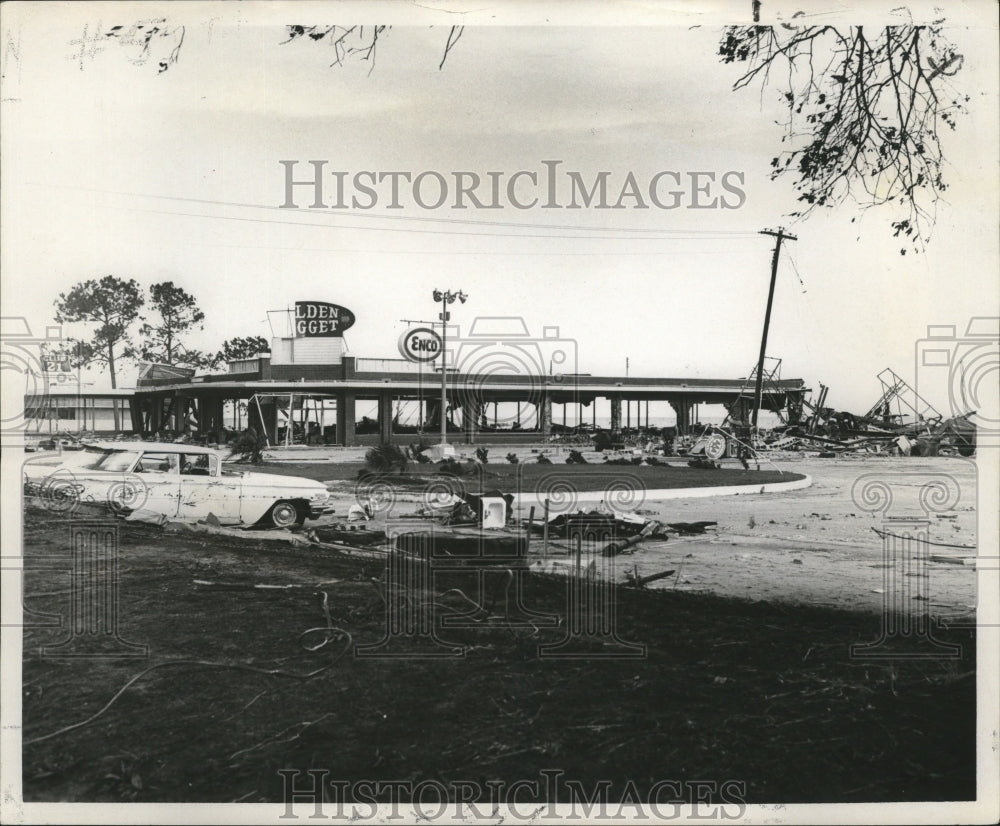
[398,327,443,362]
[704,433,728,460]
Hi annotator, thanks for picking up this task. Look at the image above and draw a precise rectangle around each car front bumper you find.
[307,503,335,520]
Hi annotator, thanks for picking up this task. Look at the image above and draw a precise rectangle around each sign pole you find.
[429,289,467,454]
[440,294,448,448]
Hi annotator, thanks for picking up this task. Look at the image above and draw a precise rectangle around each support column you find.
[667,398,693,435]
[129,397,143,435]
[258,399,279,446]
[378,391,393,445]
[462,401,480,444]
[174,394,190,434]
[610,394,622,436]
[337,392,356,446]
[199,395,225,442]
[149,397,161,434]
[539,393,552,438]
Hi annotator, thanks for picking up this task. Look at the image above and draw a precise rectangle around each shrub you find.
[438,457,467,476]
[409,441,432,463]
[506,453,519,464]
[365,444,408,474]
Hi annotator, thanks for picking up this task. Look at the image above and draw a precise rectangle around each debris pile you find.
[769,368,977,456]
[680,367,977,460]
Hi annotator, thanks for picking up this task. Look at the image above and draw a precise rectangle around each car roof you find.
[82,441,222,456]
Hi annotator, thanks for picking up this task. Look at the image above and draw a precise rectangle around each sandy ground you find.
[318,455,979,617]
[542,456,979,615]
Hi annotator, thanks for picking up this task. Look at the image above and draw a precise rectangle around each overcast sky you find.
[2,1,997,414]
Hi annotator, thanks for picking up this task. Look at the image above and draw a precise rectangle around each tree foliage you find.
[138,281,212,368]
[217,336,271,364]
[719,21,967,251]
[53,275,144,388]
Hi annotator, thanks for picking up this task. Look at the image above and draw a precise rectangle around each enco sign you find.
[398,327,442,363]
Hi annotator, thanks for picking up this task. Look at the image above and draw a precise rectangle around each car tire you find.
[268,500,303,529]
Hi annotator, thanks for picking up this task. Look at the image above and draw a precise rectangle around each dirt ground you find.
[17,455,979,805]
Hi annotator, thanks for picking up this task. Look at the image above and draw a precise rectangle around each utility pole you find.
[752,227,796,433]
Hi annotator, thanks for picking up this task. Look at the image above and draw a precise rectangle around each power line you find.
[96,201,766,243]
[24,181,764,239]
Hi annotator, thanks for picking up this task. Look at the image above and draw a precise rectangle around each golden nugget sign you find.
[294,301,356,337]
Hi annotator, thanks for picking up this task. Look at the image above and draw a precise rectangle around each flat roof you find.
[134,375,806,397]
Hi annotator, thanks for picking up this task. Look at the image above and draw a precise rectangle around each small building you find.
[24,384,136,435]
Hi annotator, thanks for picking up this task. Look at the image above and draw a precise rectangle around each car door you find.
[178,453,242,523]
[133,451,182,517]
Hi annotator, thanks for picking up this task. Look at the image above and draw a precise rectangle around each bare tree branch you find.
[282,24,460,71]
[720,22,968,252]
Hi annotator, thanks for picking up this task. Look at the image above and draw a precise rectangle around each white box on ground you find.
[424,443,457,461]
[480,497,506,528]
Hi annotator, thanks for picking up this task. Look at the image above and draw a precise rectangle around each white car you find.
[23,442,332,528]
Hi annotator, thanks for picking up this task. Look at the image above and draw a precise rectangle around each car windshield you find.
[91,450,142,472]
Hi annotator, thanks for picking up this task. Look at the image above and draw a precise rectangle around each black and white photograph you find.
[1,1,998,823]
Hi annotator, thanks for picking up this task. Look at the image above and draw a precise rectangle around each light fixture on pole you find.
[432,289,467,454]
